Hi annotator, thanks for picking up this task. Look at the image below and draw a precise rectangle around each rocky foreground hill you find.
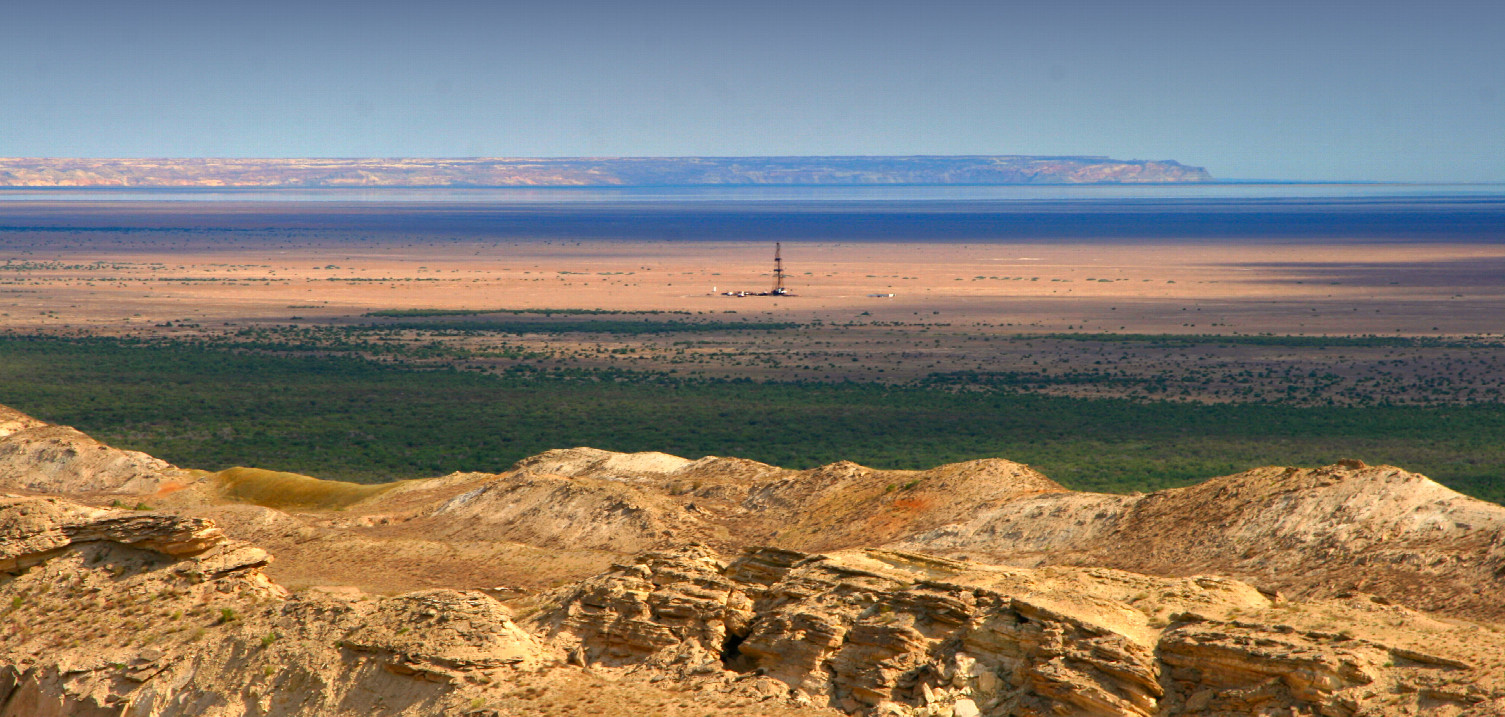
[0,156,1212,188]
[2,404,1503,716]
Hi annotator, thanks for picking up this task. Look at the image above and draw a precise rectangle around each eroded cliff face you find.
[4,404,1505,716]
[525,545,1503,717]
[0,406,177,495]
[2,496,1504,717]
[0,495,549,716]
[895,461,1505,620]
[6,406,1505,621]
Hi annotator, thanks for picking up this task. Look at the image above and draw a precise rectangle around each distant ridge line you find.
[0,155,1213,188]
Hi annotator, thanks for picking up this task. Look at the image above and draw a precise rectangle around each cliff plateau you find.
[0,156,1213,188]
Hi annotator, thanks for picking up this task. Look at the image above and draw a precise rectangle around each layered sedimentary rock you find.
[4,403,1505,622]
[0,495,542,717]
[526,545,1504,716]
[0,406,175,495]
[2,494,1503,716]
[896,461,1505,620]
[4,403,1505,715]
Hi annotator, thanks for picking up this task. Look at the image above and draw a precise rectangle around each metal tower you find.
[772,242,787,295]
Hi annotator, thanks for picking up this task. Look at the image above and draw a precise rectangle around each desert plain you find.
[2,198,1504,403]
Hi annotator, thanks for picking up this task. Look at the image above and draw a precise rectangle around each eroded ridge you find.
[4,405,1505,715]
[525,544,1504,716]
[0,495,547,716]
[2,496,1503,716]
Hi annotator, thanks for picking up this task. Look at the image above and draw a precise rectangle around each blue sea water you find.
[0,184,1501,244]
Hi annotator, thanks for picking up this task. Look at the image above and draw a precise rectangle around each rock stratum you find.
[0,156,1212,188]
[3,403,1504,716]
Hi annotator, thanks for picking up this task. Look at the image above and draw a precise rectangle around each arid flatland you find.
[3,199,1504,403]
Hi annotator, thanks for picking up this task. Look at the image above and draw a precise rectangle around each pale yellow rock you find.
[2,405,1505,717]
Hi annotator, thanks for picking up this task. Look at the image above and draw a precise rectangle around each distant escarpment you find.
[0,156,1213,188]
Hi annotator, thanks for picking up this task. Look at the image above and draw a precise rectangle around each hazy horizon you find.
[0,154,1500,186]
[4,0,1501,183]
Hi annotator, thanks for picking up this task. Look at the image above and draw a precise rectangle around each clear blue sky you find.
[3,0,1501,181]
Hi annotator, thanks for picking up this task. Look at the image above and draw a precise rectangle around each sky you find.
[2,0,1501,182]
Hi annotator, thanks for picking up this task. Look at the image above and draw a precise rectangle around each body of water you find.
[0,184,1502,244]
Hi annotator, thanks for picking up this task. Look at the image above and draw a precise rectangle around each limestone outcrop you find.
[897,461,1505,620]
[524,545,1505,716]
[0,406,175,495]
[0,495,541,717]
[5,405,1505,716]
[2,493,1503,716]
[0,495,225,571]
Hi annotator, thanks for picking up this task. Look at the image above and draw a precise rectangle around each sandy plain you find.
[8,235,1505,331]
[2,199,1504,403]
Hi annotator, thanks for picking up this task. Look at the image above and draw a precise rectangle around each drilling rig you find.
[771,242,788,295]
[718,243,793,296]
